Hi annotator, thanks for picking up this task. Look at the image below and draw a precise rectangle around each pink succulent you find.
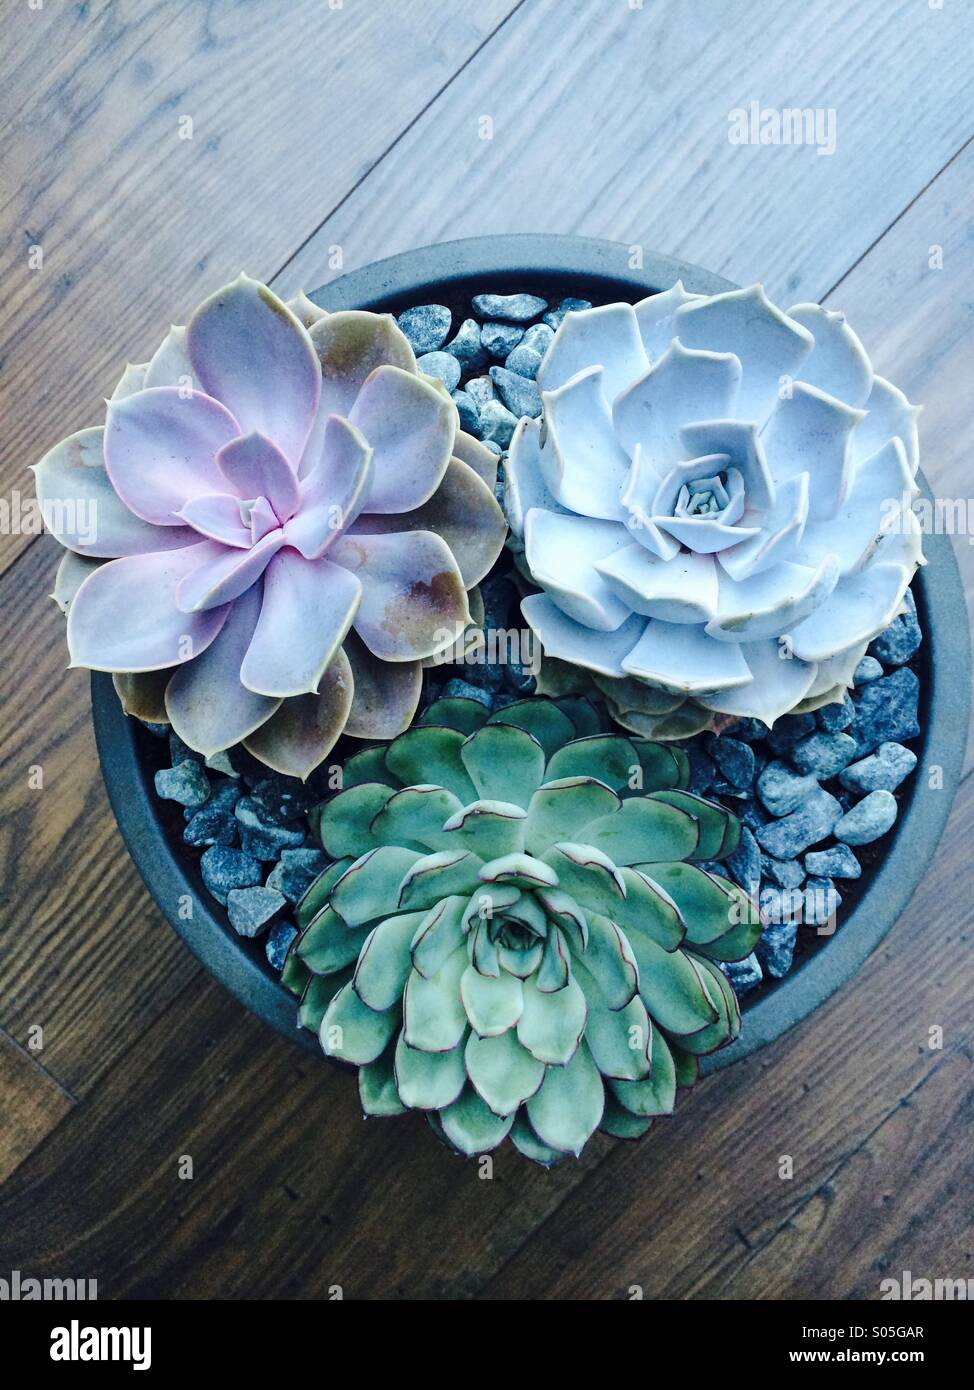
[35,276,505,777]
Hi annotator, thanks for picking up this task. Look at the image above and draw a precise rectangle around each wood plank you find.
[0,973,609,1299]
[0,1029,75,1185]
[818,141,974,768]
[706,1048,974,1299]
[479,778,974,1299]
[0,0,521,576]
[0,538,201,1095]
[279,0,973,308]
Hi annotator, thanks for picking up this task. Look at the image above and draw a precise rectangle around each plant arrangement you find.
[283,696,759,1162]
[34,275,506,778]
[36,260,936,1165]
[505,283,925,734]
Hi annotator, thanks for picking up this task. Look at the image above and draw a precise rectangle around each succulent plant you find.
[34,276,505,777]
[505,283,925,730]
[283,695,759,1163]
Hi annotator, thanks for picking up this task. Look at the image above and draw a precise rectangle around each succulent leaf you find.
[359,1047,407,1117]
[516,973,587,1065]
[385,725,477,802]
[402,947,468,1052]
[439,1087,515,1156]
[464,1029,545,1116]
[394,1032,467,1110]
[43,276,503,775]
[607,1022,677,1116]
[509,283,923,729]
[525,777,621,854]
[461,723,546,806]
[417,696,491,735]
[544,734,640,791]
[318,783,393,859]
[486,699,576,760]
[290,695,747,1163]
[296,907,370,975]
[526,1041,605,1155]
[320,981,399,1064]
[353,911,429,1011]
[331,846,424,927]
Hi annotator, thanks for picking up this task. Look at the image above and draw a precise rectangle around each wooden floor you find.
[1,0,972,1300]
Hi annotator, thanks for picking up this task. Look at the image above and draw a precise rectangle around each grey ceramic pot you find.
[91,234,971,1067]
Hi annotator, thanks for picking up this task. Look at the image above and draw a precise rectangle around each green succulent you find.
[282,696,760,1164]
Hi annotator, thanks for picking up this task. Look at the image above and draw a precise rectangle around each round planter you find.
[91,234,971,1069]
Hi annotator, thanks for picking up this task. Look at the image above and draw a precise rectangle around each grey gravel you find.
[834,789,898,845]
[756,789,843,858]
[725,825,761,896]
[868,588,921,666]
[761,854,805,890]
[757,761,820,816]
[397,303,451,354]
[450,390,480,433]
[840,741,917,794]
[853,655,884,686]
[227,885,287,938]
[727,717,768,743]
[805,844,862,880]
[481,322,525,359]
[443,317,487,368]
[709,735,756,789]
[804,876,842,927]
[720,953,763,997]
[200,845,263,905]
[466,375,496,408]
[249,775,314,824]
[521,322,554,355]
[155,760,211,807]
[791,731,858,778]
[416,350,461,392]
[235,797,307,860]
[766,712,817,755]
[489,365,541,419]
[504,344,544,379]
[687,745,717,795]
[265,921,298,971]
[850,668,920,756]
[183,780,243,847]
[478,399,519,447]
[756,920,798,979]
[816,693,855,733]
[544,297,592,330]
[265,847,329,904]
[472,292,547,322]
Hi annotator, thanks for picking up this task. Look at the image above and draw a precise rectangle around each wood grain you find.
[0,1029,75,1185]
[0,537,201,1096]
[0,0,521,576]
[0,973,608,1299]
[279,0,973,308]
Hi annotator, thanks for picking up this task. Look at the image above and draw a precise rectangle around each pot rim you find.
[90,233,971,1070]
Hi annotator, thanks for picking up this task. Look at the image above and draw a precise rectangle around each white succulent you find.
[505,283,925,728]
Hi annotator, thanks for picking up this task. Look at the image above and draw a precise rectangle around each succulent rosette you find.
[505,283,925,731]
[283,696,759,1164]
[34,276,505,776]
